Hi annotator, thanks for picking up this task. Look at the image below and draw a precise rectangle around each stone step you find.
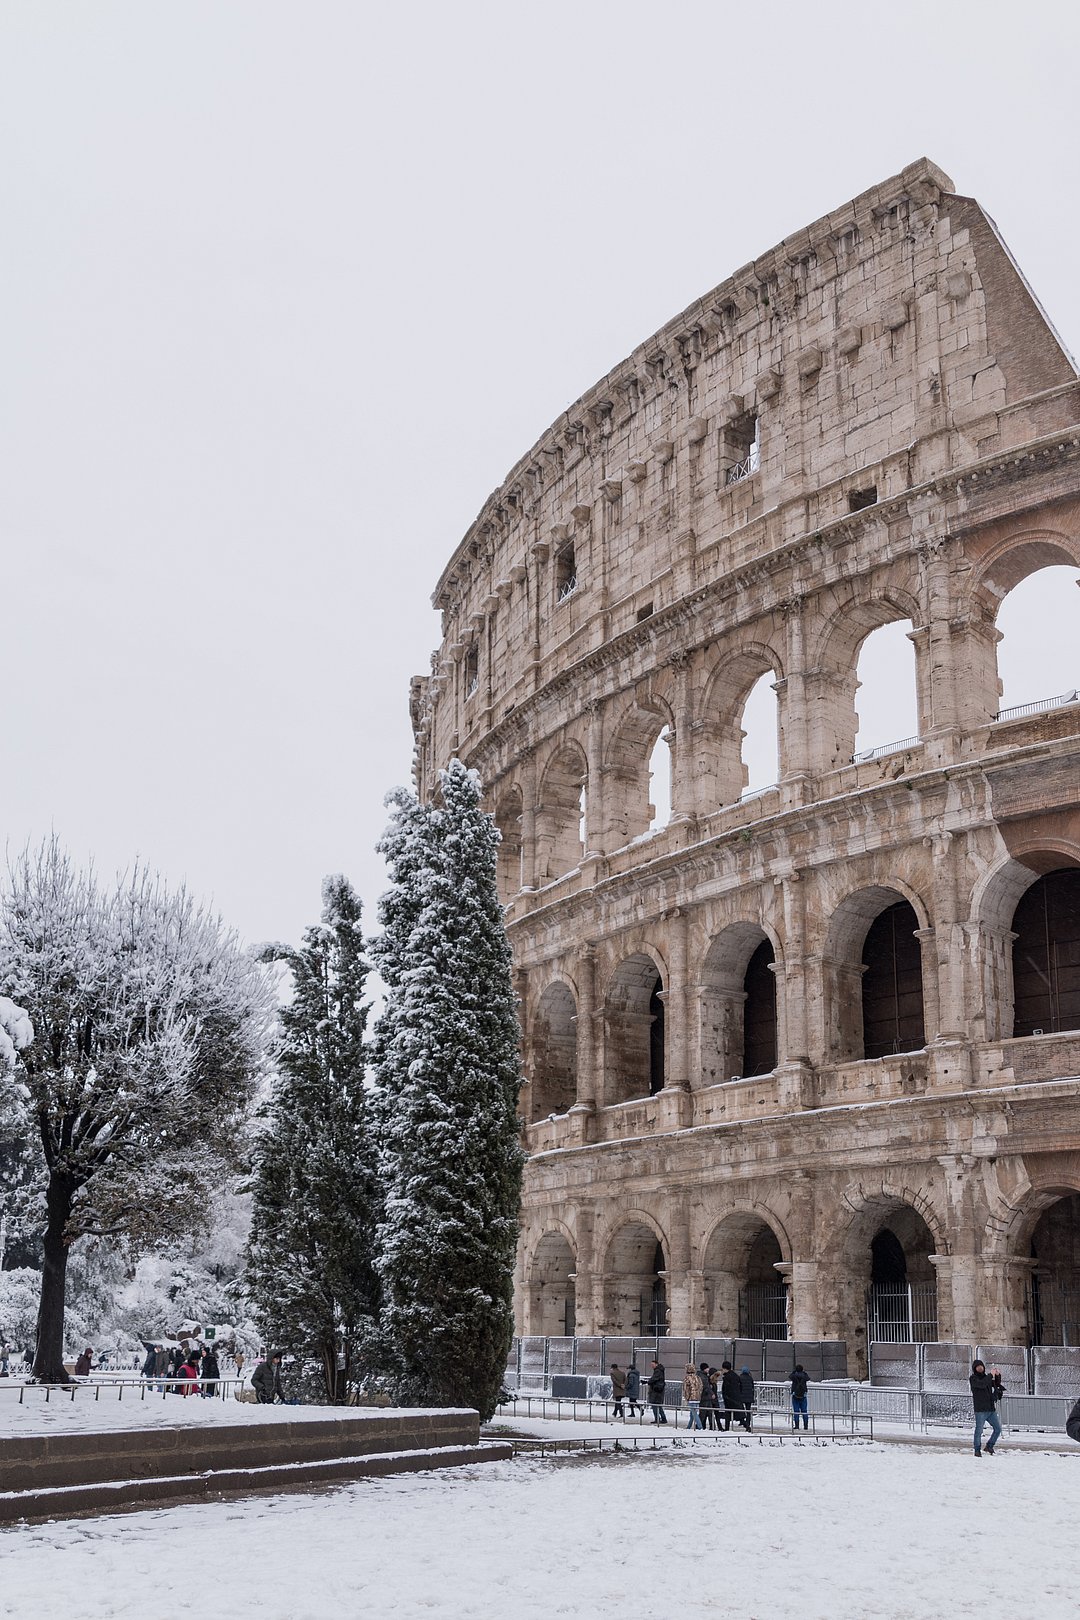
[0,1441,514,1524]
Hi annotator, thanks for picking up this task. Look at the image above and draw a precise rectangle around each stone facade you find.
[410,159,1080,1374]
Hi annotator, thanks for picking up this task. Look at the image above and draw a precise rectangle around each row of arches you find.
[494,561,1079,891]
[527,866,1080,1119]
[526,1191,1080,1350]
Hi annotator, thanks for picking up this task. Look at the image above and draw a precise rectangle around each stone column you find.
[668,652,695,822]
[518,748,537,891]
[569,946,599,1143]
[663,908,692,1096]
[572,1208,599,1337]
[775,870,816,1106]
[925,831,972,1090]
[778,594,813,805]
[665,1202,693,1334]
[583,699,605,857]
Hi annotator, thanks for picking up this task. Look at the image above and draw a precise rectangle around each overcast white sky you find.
[2,0,1078,950]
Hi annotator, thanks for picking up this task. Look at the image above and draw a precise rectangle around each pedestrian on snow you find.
[720,1362,744,1431]
[1066,1395,1080,1445]
[682,1363,704,1430]
[698,1362,717,1429]
[253,1351,284,1404]
[647,1358,668,1424]
[969,1359,1004,1456]
[738,1366,756,1431]
[609,1363,627,1420]
[74,1348,93,1378]
[789,1363,810,1430]
[176,1355,200,1396]
[140,1343,157,1379]
[0,1342,10,1376]
[201,1346,220,1398]
[624,1362,643,1418]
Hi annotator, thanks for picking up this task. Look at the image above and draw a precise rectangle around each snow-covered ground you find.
[0,1388,413,1436]
[2,1426,1077,1619]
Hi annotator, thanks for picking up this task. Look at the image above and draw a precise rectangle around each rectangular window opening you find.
[556,543,577,602]
[724,412,760,486]
[849,486,878,513]
[636,602,654,623]
[464,645,479,697]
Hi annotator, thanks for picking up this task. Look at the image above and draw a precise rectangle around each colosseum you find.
[410,158,1080,1376]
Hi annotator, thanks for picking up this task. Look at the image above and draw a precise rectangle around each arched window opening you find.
[702,1213,788,1339]
[602,1223,667,1336]
[742,939,777,1076]
[1011,869,1080,1037]
[535,745,586,882]
[528,1232,576,1338]
[1030,1194,1080,1347]
[647,727,672,833]
[866,1207,937,1344]
[739,673,780,795]
[996,566,1080,715]
[853,620,918,760]
[606,955,665,1105]
[529,982,577,1122]
[861,901,925,1058]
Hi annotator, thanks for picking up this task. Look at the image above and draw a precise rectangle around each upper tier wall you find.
[411,158,1077,796]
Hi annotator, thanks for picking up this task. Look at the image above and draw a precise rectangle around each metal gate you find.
[1031,1277,1080,1346]
[739,1282,789,1340]
[867,1281,938,1343]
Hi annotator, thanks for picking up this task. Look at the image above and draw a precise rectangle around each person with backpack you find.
[647,1358,668,1424]
[969,1360,1004,1456]
[682,1363,703,1429]
[698,1362,718,1430]
[609,1363,627,1421]
[624,1362,643,1418]
[789,1363,810,1429]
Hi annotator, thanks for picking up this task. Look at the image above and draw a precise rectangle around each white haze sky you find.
[2,0,1078,950]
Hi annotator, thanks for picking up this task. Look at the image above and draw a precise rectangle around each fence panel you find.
[1032,1344,1080,1396]
[519,1336,547,1391]
[921,1342,973,1394]
[1000,1393,1071,1429]
[976,1344,1027,1395]
[869,1342,919,1388]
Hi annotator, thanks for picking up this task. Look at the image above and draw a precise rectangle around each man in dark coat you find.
[624,1362,643,1418]
[253,1351,284,1404]
[790,1363,810,1429]
[73,1348,93,1378]
[720,1362,744,1431]
[738,1366,756,1431]
[698,1362,717,1429]
[609,1363,627,1420]
[647,1358,668,1424]
[969,1359,1003,1456]
[1066,1395,1080,1445]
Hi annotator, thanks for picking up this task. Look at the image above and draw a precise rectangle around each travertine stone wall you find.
[411,159,1080,1372]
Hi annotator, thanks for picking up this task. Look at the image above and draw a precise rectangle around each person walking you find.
[698,1362,717,1430]
[201,1345,220,1398]
[682,1363,703,1429]
[253,1351,284,1404]
[1066,1394,1080,1445]
[969,1359,1004,1456]
[625,1362,643,1418]
[74,1347,93,1378]
[720,1362,743,1431]
[738,1365,756,1432]
[609,1363,627,1421]
[789,1363,811,1430]
[647,1358,668,1424]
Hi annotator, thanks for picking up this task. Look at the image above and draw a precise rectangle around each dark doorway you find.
[742,940,777,1075]
[648,977,665,1095]
[1011,869,1080,1037]
[643,1242,668,1335]
[861,901,925,1058]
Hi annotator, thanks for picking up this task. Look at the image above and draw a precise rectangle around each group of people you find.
[138,1340,229,1397]
[606,1358,814,1431]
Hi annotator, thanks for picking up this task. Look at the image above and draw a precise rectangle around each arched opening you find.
[701,1213,788,1339]
[535,743,586,882]
[853,619,919,760]
[1029,1194,1080,1346]
[647,727,672,834]
[739,671,780,796]
[861,901,926,1058]
[1010,869,1080,1038]
[995,564,1080,714]
[528,1232,576,1338]
[865,1205,937,1344]
[605,954,665,1105]
[529,982,577,1121]
[494,785,523,903]
[602,1223,667,1336]
[826,886,926,1061]
[700,924,778,1084]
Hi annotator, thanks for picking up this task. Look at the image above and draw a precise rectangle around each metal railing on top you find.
[851,735,921,764]
[0,1376,249,1404]
[995,689,1078,723]
[725,447,761,486]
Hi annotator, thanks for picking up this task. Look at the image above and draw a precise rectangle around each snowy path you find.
[0,1390,429,1437]
[2,1440,1077,1619]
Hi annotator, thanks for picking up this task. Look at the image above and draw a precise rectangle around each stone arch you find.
[602,691,676,848]
[493,782,523,903]
[526,1227,577,1337]
[527,980,578,1122]
[992,1171,1080,1349]
[603,950,667,1106]
[699,921,782,1084]
[700,1206,792,1339]
[829,1188,945,1371]
[823,882,930,1061]
[973,526,1080,600]
[600,1213,669,1337]
[972,851,1080,1040]
[698,643,785,807]
[810,582,925,769]
[535,739,587,882]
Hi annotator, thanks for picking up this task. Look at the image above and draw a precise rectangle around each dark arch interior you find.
[648,976,665,1095]
[742,939,777,1075]
[1011,869,1080,1038]
[1030,1193,1080,1346]
[861,901,925,1058]
[871,1227,908,1285]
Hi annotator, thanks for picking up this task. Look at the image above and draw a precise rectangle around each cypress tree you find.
[246,875,378,1402]
[373,760,523,1419]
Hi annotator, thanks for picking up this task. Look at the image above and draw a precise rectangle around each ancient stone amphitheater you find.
[410,159,1080,1374]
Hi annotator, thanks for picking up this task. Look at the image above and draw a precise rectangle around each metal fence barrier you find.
[0,1376,250,1404]
[495,1392,872,1439]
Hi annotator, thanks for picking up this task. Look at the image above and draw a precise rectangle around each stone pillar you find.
[583,699,605,857]
[513,1232,527,1336]
[572,1208,599,1336]
[668,652,695,822]
[518,748,537,891]
[569,946,599,1143]
[665,1202,692,1334]
[775,870,816,1106]
[925,831,972,1090]
[663,908,692,1095]
[788,1261,822,1341]
[778,594,813,803]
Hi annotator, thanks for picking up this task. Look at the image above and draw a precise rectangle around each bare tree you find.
[0,840,272,1382]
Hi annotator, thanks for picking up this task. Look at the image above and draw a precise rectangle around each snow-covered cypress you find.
[373,761,523,1420]
[246,876,379,1402]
